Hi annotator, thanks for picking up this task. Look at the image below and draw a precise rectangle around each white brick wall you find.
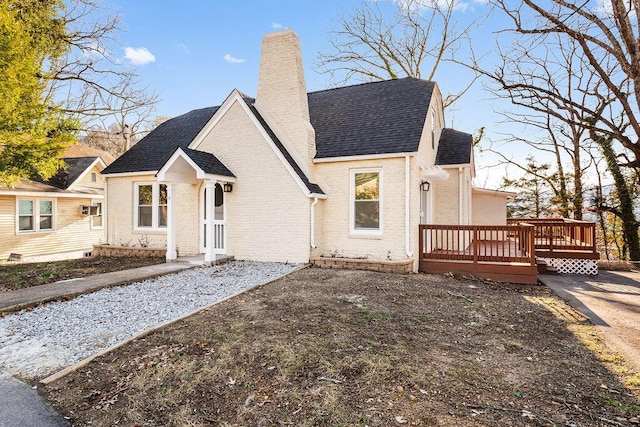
[255,30,315,180]
[197,100,311,263]
[472,190,509,225]
[174,183,199,255]
[314,158,406,261]
[106,175,167,249]
[433,169,460,225]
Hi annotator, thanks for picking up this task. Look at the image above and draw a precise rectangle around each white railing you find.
[213,221,225,253]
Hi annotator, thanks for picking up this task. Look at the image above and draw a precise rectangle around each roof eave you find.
[438,162,472,169]
[314,151,417,163]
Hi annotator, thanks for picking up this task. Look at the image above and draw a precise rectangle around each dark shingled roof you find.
[44,157,98,189]
[102,78,468,195]
[435,128,472,165]
[308,78,435,158]
[102,107,218,174]
[180,147,235,177]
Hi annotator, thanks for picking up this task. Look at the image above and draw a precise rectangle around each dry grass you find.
[0,256,165,292]
[43,268,640,426]
[598,260,639,272]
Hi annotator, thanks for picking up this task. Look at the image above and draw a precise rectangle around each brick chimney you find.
[255,30,316,179]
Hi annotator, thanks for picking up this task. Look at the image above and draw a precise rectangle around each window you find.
[91,201,103,228]
[134,183,167,229]
[91,173,97,182]
[351,170,382,233]
[17,199,55,232]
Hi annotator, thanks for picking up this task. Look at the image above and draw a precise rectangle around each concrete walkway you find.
[0,262,194,313]
[540,270,640,372]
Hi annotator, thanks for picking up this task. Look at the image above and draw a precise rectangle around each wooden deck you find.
[419,220,599,284]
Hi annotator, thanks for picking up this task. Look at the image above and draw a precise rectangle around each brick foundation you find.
[311,257,413,274]
[92,245,166,258]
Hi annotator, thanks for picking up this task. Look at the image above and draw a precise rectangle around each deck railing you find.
[419,224,536,265]
[506,218,597,255]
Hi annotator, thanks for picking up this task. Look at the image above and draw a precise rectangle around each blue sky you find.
[103,0,516,187]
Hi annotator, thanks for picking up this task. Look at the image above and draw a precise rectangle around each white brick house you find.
[101,30,509,271]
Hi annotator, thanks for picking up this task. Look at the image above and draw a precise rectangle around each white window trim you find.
[16,198,56,234]
[133,182,167,231]
[350,168,383,235]
[90,199,104,230]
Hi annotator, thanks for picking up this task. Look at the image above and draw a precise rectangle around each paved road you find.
[540,270,640,372]
[0,371,68,427]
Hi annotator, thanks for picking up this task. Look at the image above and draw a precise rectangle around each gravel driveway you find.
[0,261,298,380]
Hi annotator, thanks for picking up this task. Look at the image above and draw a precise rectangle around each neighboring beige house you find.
[101,30,509,271]
[0,146,110,262]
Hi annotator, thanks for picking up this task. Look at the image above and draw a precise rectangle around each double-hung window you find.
[350,169,382,234]
[17,199,55,233]
[134,183,167,230]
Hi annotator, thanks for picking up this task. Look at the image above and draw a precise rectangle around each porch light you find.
[223,183,233,192]
[420,181,431,191]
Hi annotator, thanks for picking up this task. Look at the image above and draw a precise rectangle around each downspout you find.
[310,196,318,249]
[405,155,413,258]
[458,167,463,224]
[103,177,108,244]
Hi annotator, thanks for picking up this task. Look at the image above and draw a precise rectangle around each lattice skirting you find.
[542,257,598,275]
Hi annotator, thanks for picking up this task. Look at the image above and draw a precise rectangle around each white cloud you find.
[124,47,156,66]
[176,43,191,55]
[224,54,246,63]
[272,22,285,30]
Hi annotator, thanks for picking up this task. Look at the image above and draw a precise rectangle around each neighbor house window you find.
[134,183,167,229]
[17,199,55,233]
[351,169,382,233]
[91,200,103,229]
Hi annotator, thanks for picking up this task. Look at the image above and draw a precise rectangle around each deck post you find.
[419,225,424,260]
[527,224,535,267]
[472,226,479,264]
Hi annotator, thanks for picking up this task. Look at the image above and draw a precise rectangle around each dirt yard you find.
[42,268,640,426]
[0,257,166,292]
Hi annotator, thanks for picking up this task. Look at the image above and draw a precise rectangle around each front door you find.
[201,183,226,254]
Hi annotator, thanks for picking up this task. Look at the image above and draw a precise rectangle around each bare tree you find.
[44,0,159,134]
[468,0,640,260]
[477,35,595,219]
[318,0,481,108]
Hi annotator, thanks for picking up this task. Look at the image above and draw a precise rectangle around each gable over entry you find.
[156,147,235,263]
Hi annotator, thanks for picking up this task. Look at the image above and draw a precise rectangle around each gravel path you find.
[0,261,298,380]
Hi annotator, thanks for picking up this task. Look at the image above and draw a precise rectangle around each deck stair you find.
[536,258,558,274]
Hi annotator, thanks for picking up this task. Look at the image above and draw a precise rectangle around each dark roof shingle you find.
[102,107,218,174]
[180,147,235,178]
[435,128,472,165]
[101,78,468,195]
[44,157,98,189]
[308,78,435,158]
